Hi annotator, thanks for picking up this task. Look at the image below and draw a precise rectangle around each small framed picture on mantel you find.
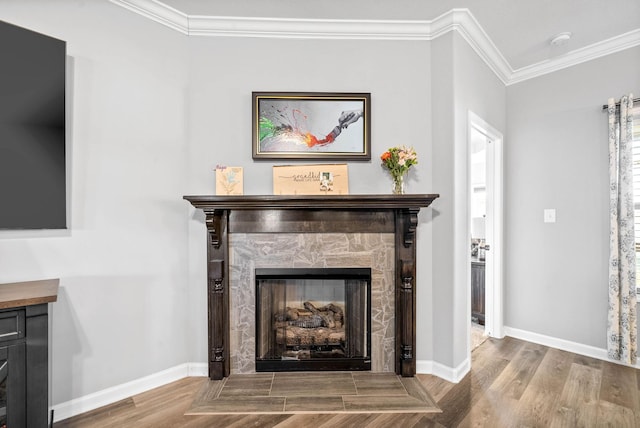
[252,92,371,161]
[215,166,243,195]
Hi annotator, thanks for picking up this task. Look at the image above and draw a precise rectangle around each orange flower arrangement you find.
[380,146,418,194]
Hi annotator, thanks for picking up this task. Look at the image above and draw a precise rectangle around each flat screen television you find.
[0,20,66,230]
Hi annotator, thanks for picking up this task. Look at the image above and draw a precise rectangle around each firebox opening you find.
[255,268,372,372]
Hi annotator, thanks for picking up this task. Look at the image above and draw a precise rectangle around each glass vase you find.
[392,175,405,195]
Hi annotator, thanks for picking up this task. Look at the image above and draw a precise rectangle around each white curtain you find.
[607,94,637,365]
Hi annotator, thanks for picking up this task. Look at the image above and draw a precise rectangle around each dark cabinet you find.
[0,341,26,428]
[0,280,58,427]
[471,261,485,325]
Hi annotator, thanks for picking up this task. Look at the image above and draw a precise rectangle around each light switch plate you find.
[544,209,556,223]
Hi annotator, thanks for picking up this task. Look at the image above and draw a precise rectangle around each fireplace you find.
[184,194,438,380]
[255,268,371,372]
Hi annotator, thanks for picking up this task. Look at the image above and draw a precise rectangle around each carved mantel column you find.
[396,208,420,377]
[204,209,230,380]
[184,194,438,380]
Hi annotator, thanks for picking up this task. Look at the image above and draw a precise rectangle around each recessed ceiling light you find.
[550,32,572,46]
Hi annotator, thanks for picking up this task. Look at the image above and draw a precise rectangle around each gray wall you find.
[431,32,507,369]
[430,33,457,368]
[505,46,640,347]
[0,2,191,405]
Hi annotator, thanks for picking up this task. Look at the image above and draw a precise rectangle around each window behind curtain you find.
[631,106,640,287]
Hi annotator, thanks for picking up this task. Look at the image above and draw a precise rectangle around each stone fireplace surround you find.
[184,194,438,380]
[230,232,394,374]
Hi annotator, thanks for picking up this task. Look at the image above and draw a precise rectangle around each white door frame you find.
[468,111,504,339]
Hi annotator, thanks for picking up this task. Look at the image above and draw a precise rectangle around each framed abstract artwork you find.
[252,92,371,160]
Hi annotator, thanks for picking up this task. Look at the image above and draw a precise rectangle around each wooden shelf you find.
[184,194,439,211]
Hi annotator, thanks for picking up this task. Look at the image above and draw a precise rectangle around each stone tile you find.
[218,373,274,397]
[185,372,442,415]
[351,373,407,396]
[271,372,357,396]
[229,233,396,374]
[284,396,345,412]
[342,395,437,412]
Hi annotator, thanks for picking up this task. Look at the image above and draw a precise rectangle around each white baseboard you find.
[416,357,470,383]
[52,362,208,422]
[504,326,640,369]
[416,359,433,375]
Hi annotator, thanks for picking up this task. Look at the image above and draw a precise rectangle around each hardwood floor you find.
[54,336,640,427]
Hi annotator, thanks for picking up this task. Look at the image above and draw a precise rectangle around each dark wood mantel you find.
[183,194,438,210]
[184,194,439,380]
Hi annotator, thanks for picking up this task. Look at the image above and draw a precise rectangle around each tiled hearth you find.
[229,232,396,373]
[186,372,440,414]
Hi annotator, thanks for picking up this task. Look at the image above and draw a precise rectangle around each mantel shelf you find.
[183,194,439,211]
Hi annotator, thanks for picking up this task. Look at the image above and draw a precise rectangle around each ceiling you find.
[114,0,640,84]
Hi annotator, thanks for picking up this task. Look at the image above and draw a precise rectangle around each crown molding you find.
[508,28,640,85]
[444,9,512,85]
[110,0,639,85]
[112,0,189,34]
[188,15,431,40]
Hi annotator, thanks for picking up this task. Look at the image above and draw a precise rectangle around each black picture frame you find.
[252,92,371,161]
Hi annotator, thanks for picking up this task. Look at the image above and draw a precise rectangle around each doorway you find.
[468,111,504,351]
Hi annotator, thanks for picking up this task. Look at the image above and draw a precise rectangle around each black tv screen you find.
[0,20,66,229]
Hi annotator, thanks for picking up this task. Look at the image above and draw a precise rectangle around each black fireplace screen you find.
[255,268,371,372]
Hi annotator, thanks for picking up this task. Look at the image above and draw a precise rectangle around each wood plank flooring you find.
[54,336,640,427]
